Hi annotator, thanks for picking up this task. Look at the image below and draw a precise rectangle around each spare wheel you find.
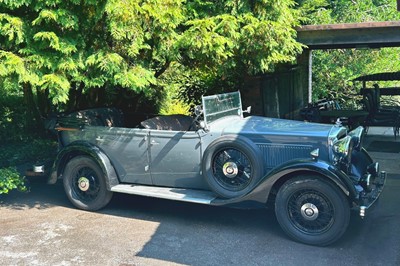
[202,135,263,199]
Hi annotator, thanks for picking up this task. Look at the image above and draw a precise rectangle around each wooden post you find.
[398,0,400,11]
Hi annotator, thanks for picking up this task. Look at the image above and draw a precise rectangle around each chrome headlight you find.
[348,126,364,151]
[332,136,354,170]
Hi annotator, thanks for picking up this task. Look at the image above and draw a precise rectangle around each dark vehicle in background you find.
[49,91,386,246]
[300,71,400,137]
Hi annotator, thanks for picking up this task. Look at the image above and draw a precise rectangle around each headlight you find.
[332,136,354,171]
[348,126,364,151]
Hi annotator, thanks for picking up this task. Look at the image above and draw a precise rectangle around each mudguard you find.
[212,158,358,207]
[48,141,119,190]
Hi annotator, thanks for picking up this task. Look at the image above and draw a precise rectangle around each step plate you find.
[110,184,217,204]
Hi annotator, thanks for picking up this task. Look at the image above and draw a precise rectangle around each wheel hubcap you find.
[300,203,319,221]
[78,177,90,192]
[222,162,238,178]
[212,148,253,191]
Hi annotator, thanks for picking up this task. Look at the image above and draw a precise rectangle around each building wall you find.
[242,50,310,120]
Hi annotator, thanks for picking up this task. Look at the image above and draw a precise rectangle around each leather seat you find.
[140,114,194,131]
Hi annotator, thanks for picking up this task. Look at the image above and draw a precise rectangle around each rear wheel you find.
[63,156,113,211]
[275,175,350,246]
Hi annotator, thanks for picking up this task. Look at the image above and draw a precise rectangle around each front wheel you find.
[63,156,113,211]
[275,175,350,246]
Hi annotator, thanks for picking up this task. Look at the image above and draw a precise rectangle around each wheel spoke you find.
[212,148,253,191]
[287,189,334,234]
[223,150,231,159]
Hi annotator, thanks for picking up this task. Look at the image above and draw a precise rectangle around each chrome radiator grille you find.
[257,144,313,168]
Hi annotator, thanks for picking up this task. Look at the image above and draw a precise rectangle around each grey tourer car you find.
[49,91,385,246]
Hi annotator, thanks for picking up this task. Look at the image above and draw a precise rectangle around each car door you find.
[94,127,152,185]
[148,130,208,189]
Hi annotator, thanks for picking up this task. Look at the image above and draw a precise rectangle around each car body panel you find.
[209,116,337,174]
[50,91,387,246]
[51,91,384,212]
[148,130,204,188]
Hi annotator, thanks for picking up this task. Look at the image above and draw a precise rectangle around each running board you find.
[110,184,217,204]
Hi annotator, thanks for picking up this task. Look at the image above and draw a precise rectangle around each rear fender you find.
[48,141,119,190]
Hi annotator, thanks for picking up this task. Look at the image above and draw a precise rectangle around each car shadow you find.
[106,191,284,237]
[0,176,70,210]
[2,175,399,266]
[0,174,285,238]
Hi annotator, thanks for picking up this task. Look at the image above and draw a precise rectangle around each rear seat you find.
[140,114,194,131]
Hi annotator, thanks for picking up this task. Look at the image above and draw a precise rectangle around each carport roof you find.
[297,21,400,49]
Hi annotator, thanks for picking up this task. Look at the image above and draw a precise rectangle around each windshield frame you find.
[202,91,243,127]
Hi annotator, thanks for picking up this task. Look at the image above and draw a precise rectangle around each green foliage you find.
[0,13,24,45]
[0,94,56,191]
[179,0,302,75]
[0,92,30,142]
[0,138,58,168]
[1,0,303,119]
[0,167,27,194]
[159,79,191,115]
[2,0,399,118]
[328,0,400,23]
[0,90,58,163]
[172,0,303,101]
[160,98,191,115]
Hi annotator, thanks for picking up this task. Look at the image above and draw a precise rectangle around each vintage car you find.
[49,91,385,246]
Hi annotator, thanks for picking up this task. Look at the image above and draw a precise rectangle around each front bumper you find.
[358,169,386,217]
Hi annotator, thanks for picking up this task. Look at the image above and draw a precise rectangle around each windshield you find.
[202,91,243,125]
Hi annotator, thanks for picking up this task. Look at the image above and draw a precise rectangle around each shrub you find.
[0,167,27,194]
[0,139,58,168]
[160,99,191,115]
[0,93,31,143]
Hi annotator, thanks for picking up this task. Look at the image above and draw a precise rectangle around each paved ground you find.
[1,127,399,266]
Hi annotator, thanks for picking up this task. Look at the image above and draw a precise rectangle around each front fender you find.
[212,158,358,207]
[48,141,119,190]
[254,159,358,204]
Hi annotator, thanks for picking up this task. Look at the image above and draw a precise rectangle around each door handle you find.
[150,140,159,145]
